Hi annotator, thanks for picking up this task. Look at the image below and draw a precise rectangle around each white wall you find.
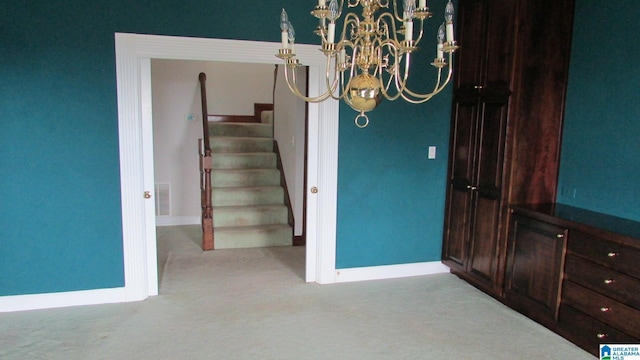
[151,59,205,224]
[274,65,307,236]
[151,59,306,237]
[203,62,274,115]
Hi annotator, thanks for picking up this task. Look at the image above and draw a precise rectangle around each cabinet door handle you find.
[474,85,484,89]
[556,234,564,238]
[600,307,612,312]
[466,185,477,190]
[603,279,615,285]
[597,333,608,339]
[607,252,619,258]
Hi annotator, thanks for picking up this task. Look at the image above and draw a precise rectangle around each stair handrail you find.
[198,72,214,250]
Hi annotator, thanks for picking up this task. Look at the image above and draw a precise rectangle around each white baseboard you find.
[155,216,200,226]
[334,261,450,283]
[1,262,450,312]
[0,287,129,313]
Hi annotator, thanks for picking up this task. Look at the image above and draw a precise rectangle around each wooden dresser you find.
[505,203,640,356]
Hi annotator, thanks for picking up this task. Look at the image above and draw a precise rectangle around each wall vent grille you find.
[154,183,171,216]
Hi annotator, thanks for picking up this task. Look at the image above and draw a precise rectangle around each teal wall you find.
[336,94,452,268]
[335,3,455,268]
[4,0,634,297]
[557,1,640,222]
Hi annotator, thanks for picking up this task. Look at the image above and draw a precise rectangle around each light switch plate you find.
[428,146,436,159]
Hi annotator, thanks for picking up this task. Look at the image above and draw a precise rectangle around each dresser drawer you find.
[564,255,640,310]
[562,281,640,338]
[558,304,639,355]
[567,230,640,278]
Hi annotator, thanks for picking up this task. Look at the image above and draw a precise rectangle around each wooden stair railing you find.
[198,72,214,251]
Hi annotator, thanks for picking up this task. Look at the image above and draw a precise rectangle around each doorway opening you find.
[114,34,340,302]
[150,59,308,283]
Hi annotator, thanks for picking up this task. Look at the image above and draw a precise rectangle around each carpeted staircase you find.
[208,119,293,249]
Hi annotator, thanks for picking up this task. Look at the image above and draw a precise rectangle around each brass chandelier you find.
[276,0,458,128]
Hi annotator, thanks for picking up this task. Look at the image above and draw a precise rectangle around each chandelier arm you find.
[377,42,406,102]
[400,73,443,102]
[324,54,342,97]
[391,0,404,22]
[391,47,410,97]
[335,42,357,101]
[400,54,455,102]
[340,13,360,43]
[283,64,336,103]
[377,12,398,43]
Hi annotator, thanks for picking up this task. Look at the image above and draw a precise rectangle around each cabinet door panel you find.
[505,214,566,321]
[468,195,501,280]
[443,100,477,266]
[444,188,471,267]
[454,0,487,91]
[476,99,508,197]
[449,101,477,183]
[482,0,517,92]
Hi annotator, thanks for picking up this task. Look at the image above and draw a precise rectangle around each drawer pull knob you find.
[600,307,612,312]
[603,279,615,285]
[556,234,564,238]
[607,252,619,258]
[597,333,608,339]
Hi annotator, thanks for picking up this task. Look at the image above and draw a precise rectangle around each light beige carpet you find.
[0,225,593,359]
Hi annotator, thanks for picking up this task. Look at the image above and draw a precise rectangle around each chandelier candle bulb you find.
[437,23,445,58]
[328,22,336,43]
[446,23,454,42]
[405,21,414,40]
[280,9,290,49]
[444,1,455,42]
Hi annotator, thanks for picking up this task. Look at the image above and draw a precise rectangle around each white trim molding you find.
[114,33,340,302]
[334,262,450,283]
[0,288,127,313]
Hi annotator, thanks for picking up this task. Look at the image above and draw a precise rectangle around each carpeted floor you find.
[0,225,593,359]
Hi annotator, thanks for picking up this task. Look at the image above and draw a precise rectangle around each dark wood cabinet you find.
[507,204,640,357]
[442,0,575,296]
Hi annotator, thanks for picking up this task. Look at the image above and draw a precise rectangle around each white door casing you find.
[115,33,339,301]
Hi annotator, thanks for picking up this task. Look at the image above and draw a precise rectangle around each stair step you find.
[213,205,288,227]
[209,122,273,138]
[212,152,277,170]
[212,186,284,206]
[211,136,273,153]
[212,169,281,187]
[214,224,293,249]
